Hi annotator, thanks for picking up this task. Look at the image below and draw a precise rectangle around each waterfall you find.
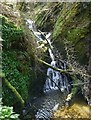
[26,19,70,94]
[26,19,45,41]
[26,19,71,119]
[44,30,69,93]
[44,60,69,93]
[46,33,54,61]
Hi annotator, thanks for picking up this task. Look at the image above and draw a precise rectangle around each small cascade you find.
[26,19,71,119]
[26,19,45,41]
[26,19,69,93]
[46,33,54,61]
[26,19,70,93]
[44,60,70,93]
[44,31,70,93]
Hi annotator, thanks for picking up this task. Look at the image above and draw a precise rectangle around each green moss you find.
[53,3,79,39]
[52,3,89,65]
[75,41,88,65]
[66,28,88,64]
[2,51,30,105]
[1,15,31,106]
[67,28,88,43]
[0,14,23,49]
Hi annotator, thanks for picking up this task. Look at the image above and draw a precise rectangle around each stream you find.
[1,2,91,120]
[25,19,72,119]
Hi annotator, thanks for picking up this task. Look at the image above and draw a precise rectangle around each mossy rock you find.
[2,51,30,106]
[35,3,63,31]
[35,3,90,65]
[1,15,31,106]
[52,3,90,65]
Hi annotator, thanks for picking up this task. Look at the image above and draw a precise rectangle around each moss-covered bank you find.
[1,4,47,113]
[34,2,91,105]
[1,14,30,107]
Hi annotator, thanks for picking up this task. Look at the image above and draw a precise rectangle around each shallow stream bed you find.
[35,90,66,119]
[53,94,91,119]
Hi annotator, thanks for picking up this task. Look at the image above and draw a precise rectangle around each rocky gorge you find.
[1,2,91,120]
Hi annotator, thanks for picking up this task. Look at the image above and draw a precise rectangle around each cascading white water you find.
[44,30,69,93]
[26,19,43,41]
[44,60,69,93]
[45,33,54,61]
[26,19,69,94]
[26,19,70,119]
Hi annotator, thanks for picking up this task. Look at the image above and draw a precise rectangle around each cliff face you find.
[34,2,91,105]
[53,3,90,65]
[35,3,90,65]
[1,2,91,119]
[1,2,91,108]
[1,3,48,111]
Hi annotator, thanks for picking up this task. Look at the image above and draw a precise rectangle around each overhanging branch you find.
[38,59,72,74]
[38,59,91,78]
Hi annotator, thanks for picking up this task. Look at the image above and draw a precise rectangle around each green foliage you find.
[0,98,19,119]
[53,3,79,39]
[66,28,88,65]
[2,51,30,105]
[1,15,30,106]
[67,28,88,43]
[52,3,89,65]
[35,3,61,31]
[0,15,23,49]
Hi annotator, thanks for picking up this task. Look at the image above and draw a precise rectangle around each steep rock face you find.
[1,3,49,113]
[1,3,45,109]
[35,3,90,64]
[1,6,30,107]
[35,2,91,105]
[53,3,90,65]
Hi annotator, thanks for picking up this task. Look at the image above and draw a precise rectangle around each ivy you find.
[1,15,30,106]
[0,15,23,49]
[2,51,30,105]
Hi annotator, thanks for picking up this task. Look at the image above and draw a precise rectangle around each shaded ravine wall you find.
[33,2,91,105]
[1,3,47,112]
